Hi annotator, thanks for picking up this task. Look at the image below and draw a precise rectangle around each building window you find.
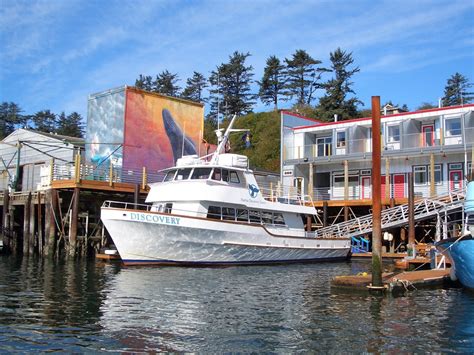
[387,125,400,143]
[429,164,442,185]
[336,131,346,148]
[445,117,461,136]
[414,166,427,185]
[317,137,332,156]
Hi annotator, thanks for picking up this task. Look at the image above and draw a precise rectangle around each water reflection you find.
[0,256,473,352]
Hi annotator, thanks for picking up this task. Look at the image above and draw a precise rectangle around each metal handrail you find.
[314,188,466,239]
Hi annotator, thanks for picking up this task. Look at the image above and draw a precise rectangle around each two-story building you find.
[281,104,474,208]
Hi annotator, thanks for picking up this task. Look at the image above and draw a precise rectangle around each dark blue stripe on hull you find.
[122,256,350,267]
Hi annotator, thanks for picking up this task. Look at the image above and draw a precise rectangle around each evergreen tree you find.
[181,72,208,103]
[56,111,84,138]
[0,102,26,139]
[283,49,328,105]
[442,73,473,106]
[258,55,286,110]
[317,48,362,121]
[154,70,181,97]
[417,102,437,110]
[135,74,153,91]
[208,51,256,119]
[32,110,57,133]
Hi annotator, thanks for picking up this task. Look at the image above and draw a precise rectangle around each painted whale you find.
[162,109,197,163]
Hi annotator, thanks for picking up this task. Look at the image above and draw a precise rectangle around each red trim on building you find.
[291,103,474,131]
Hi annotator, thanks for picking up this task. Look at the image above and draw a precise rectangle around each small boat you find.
[101,115,351,265]
[436,180,474,289]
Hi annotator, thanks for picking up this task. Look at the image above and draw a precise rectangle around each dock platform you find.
[351,252,407,259]
[332,268,454,294]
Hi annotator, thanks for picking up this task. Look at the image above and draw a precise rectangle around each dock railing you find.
[37,161,165,189]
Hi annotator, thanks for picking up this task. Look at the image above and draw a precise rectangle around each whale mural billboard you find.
[86,86,206,179]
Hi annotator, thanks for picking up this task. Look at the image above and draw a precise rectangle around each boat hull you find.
[101,208,351,265]
[436,233,474,289]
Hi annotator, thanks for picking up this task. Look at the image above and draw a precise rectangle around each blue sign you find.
[248,184,259,198]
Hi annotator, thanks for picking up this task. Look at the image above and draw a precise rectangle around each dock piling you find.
[371,96,383,289]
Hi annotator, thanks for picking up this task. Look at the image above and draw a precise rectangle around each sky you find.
[1,0,473,121]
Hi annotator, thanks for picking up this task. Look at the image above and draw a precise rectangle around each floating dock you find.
[331,268,455,294]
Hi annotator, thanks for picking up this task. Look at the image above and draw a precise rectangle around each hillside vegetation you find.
[223,111,281,173]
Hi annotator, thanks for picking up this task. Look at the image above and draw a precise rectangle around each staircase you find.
[315,189,465,239]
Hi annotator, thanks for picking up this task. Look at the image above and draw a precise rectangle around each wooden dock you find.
[352,252,407,259]
[331,268,455,294]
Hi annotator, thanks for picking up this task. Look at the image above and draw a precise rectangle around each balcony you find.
[284,127,473,163]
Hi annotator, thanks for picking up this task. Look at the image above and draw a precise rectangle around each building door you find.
[449,170,463,191]
[422,125,435,147]
[393,174,405,198]
[361,176,371,199]
[294,177,305,198]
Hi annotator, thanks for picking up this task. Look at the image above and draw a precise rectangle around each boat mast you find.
[210,114,238,164]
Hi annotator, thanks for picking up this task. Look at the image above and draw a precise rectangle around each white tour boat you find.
[101,115,351,265]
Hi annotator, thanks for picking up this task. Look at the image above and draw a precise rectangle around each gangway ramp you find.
[314,189,465,239]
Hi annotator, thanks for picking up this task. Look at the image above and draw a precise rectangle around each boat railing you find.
[259,184,314,206]
[102,200,152,211]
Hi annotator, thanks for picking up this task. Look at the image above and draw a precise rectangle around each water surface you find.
[0,256,473,352]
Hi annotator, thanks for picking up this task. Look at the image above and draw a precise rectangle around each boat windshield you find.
[176,168,192,180]
[163,170,177,182]
[191,168,212,180]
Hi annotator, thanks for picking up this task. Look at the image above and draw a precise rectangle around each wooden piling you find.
[323,201,328,227]
[430,153,435,197]
[37,192,43,255]
[29,194,36,255]
[134,184,140,208]
[344,160,349,221]
[69,187,80,257]
[371,96,383,289]
[44,189,57,257]
[2,190,10,253]
[23,192,32,255]
[408,172,415,245]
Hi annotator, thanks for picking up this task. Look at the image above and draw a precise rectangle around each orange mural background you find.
[123,87,204,172]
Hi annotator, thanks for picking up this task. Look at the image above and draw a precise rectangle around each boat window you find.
[164,203,173,213]
[191,168,212,180]
[237,209,248,222]
[176,168,192,180]
[261,211,272,224]
[207,206,221,220]
[163,170,176,182]
[222,207,236,221]
[273,213,285,225]
[230,171,240,183]
[211,168,222,181]
[249,210,261,224]
[222,169,229,182]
